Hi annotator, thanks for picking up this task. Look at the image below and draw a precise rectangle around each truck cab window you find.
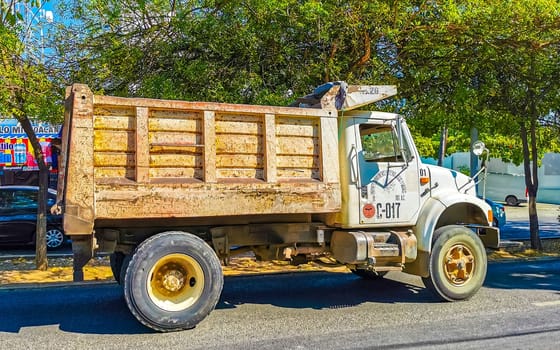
[360,124,405,162]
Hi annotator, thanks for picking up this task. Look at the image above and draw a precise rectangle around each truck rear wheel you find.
[422,225,487,301]
[123,231,223,332]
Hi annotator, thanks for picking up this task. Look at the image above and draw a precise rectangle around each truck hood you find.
[425,164,477,197]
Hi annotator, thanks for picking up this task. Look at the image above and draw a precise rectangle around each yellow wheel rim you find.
[443,244,475,286]
[147,253,204,312]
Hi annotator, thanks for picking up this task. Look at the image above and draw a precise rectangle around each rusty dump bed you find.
[57,84,341,235]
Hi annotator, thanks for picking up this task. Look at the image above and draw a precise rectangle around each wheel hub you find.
[161,267,186,292]
[443,244,474,286]
[147,254,205,312]
[46,229,64,248]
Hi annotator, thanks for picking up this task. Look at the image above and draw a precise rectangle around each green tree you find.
[55,0,560,250]
[394,0,560,249]
[1,0,62,269]
[55,0,402,103]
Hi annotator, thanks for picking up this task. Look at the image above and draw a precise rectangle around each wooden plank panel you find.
[277,136,317,156]
[150,154,202,167]
[149,131,201,145]
[276,117,318,137]
[217,169,264,179]
[277,168,320,179]
[149,145,203,154]
[94,153,135,167]
[94,167,134,179]
[149,167,202,179]
[149,109,202,121]
[94,105,135,118]
[215,114,263,135]
[94,115,135,130]
[216,154,263,168]
[216,113,262,123]
[216,136,261,154]
[275,124,317,137]
[94,130,135,152]
[277,155,318,168]
[149,117,201,132]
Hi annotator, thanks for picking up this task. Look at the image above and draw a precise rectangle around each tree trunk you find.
[520,121,542,251]
[17,117,49,270]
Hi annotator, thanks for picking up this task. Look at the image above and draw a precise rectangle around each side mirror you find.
[472,141,487,156]
[395,117,410,164]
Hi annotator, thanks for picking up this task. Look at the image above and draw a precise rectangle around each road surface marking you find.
[533,300,560,307]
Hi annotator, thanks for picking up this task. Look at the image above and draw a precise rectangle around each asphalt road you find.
[1,258,559,350]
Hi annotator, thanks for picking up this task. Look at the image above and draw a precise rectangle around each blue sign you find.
[0,119,61,138]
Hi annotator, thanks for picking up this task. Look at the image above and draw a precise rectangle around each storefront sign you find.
[0,119,61,169]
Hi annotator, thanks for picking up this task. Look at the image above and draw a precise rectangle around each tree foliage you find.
[56,0,403,103]
[390,0,560,249]
[1,0,62,269]
[53,0,560,250]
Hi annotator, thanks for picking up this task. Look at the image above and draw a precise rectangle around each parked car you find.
[482,197,506,229]
[0,186,66,249]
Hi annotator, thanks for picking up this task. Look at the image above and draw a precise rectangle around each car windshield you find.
[0,188,55,211]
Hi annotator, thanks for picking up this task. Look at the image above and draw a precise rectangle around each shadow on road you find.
[218,271,434,311]
[485,258,560,292]
[0,271,434,335]
[0,283,149,334]
[0,258,558,335]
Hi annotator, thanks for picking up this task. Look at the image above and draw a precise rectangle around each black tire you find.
[505,195,518,206]
[119,254,132,287]
[422,225,487,301]
[123,231,223,332]
[110,252,125,284]
[351,269,388,280]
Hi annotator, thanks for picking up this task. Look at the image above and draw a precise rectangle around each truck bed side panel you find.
[60,84,341,234]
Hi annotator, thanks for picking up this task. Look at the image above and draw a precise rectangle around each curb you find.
[488,255,560,264]
[0,279,116,291]
[2,256,559,290]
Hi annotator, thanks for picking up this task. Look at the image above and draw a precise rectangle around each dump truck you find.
[54,82,502,332]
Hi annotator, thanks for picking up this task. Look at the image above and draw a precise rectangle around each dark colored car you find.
[0,186,65,249]
[483,197,506,229]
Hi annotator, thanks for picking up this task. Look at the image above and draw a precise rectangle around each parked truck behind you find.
[54,82,502,332]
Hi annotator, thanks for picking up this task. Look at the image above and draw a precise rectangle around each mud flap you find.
[470,225,500,249]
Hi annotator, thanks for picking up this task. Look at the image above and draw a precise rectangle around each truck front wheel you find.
[422,225,487,301]
[123,231,223,332]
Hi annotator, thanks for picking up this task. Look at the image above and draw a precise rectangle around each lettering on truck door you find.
[355,121,421,225]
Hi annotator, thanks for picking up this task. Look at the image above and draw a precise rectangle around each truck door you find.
[354,119,422,225]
